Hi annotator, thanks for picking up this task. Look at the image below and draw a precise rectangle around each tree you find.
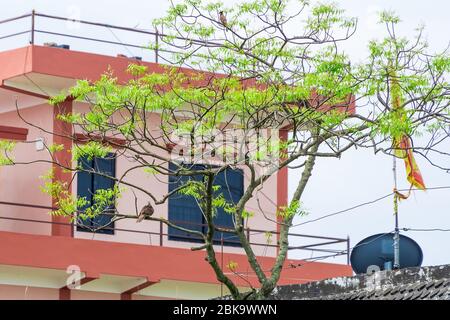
[1,0,449,300]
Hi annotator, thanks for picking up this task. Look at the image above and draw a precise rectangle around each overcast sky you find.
[0,0,449,267]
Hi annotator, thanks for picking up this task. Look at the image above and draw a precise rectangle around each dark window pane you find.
[168,162,204,242]
[168,162,244,246]
[77,154,116,235]
[213,168,243,246]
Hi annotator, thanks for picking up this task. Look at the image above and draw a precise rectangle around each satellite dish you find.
[350,233,423,274]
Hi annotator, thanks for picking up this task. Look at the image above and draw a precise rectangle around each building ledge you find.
[0,230,352,290]
[0,45,355,115]
[0,125,28,141]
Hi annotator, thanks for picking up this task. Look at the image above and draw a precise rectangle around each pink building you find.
[0,13,352,300]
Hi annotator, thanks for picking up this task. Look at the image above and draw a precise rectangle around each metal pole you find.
[393,156,400,269]
[346,235,350,265]
[155,29,159,63]
[159,220,163,246]
[30,9,35,44]
[220,234,224,298]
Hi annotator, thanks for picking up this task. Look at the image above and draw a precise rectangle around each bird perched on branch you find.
[219,11,228,31]
[136,202,154,223]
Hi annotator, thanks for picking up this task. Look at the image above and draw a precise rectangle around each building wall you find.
[0,104,54,236]
[0,45,352,301]
[0,101,280,256]
[0,283,237,300]
[0,284,59,300]
[0,284,158,300]
[72,102,279,257]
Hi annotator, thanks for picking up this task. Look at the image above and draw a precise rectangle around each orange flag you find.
[390,66,426,196]
[393,135,426,191]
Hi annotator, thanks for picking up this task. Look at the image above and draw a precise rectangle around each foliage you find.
[72,141,113,162]
[39,169,80,218]
[13,0,447,300]
[276,200,308,219]
[0,140,15,166]
[40,168,122,221]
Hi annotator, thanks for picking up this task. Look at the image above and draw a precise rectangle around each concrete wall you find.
[0,104,53,236]
[0,284,59,300]
[0,284,163,300]
[0,101,280,257]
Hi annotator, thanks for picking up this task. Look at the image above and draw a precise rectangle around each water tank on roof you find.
[350,233,423,274]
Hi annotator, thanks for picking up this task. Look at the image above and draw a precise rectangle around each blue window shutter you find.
[213,168,244,245]
[77,156,94,230]
[167,163,244,246]
[76,154,116,235]
[168,162,204,242]
[92,155,116,234]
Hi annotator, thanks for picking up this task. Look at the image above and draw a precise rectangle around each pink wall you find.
[0,284,58,300]
[0,104,54,236]
[0,284,171,300]
[0,100,280,256]
[70,290,120,300]
[71,102,279,257]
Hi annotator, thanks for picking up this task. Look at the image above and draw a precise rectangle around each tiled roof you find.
[321,278,450,300]
[268,265,450,300]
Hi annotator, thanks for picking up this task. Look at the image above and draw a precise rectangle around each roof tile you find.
[265,264,450,301]
[434,279,445,289]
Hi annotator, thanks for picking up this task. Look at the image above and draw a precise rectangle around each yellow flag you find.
[390,67,426,193]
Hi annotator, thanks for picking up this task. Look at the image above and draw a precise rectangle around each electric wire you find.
[291,185,450,228]
[403,227,450,232]
[224,230,395,276]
